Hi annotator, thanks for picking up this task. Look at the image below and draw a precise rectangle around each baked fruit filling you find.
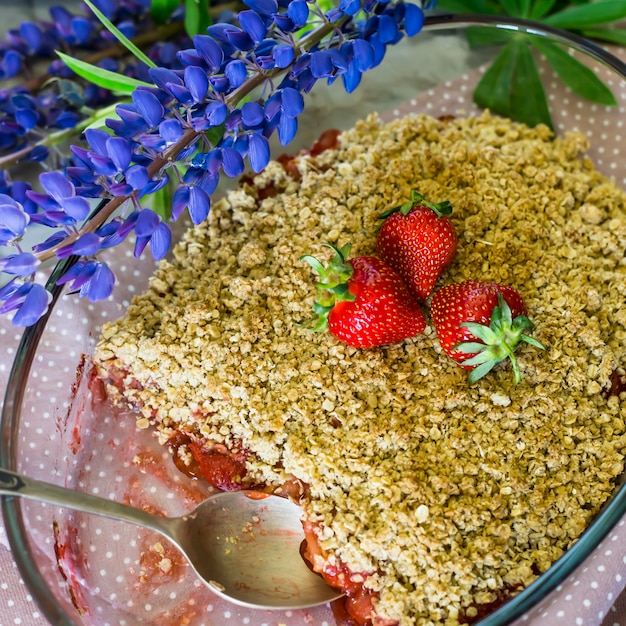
[95,112,626,626]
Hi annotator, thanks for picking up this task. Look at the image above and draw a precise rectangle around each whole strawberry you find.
[430,280,545,384]
[300,243,426,349]
[376,190,458,301]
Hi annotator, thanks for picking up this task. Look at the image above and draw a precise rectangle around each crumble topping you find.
[95,111,626,625]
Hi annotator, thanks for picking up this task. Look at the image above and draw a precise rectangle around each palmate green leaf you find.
[432,0,503,14]
[474,40,518,115]
[185,0,212,37]
[531,37,617,106]
[474,38,553,129]
[529,0,557,19]
[498,0,523,17]
[543,1,626,30]
[83,0,157,69]
[467,26,513,46]
[151,0,181,23]
[582,27,626,45]
[518,0,532,18]
[56,51,153,94]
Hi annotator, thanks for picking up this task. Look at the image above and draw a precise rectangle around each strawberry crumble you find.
[94,111,626,626]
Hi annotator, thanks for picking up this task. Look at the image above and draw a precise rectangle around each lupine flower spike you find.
[0,0,428,325]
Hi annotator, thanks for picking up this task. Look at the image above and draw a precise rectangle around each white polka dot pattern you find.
[0,41,626,626]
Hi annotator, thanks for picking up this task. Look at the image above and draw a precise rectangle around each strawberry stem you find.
[300,243,356,332]
[380,189,453,220]
[455,293,545,384]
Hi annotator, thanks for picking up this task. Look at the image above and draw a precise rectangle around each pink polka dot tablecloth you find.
[1,41,626,626]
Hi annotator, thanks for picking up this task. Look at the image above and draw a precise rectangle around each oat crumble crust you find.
[94,111,626,626]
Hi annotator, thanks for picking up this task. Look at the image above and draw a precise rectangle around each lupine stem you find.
[33,16,345,264]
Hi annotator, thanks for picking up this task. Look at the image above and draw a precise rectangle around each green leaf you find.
[150,180,173,220]
[499,0,523,17]
[205,122,226,148]
[150,0,181,23]
[509,39,553,128]
[467,26,513,46]
[184,0,212,37]
[433,0,504,13]
[518,0,532,18]
[83,0,158,69]
[529,0,557,19]
[474,41,519,116]
[581,27,626,45]
[55,51,153,94]
[473,38,553,129]
[543,1,626,30]
[531,38,617,106]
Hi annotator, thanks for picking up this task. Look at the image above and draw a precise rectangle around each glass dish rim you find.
[2,12,626,626]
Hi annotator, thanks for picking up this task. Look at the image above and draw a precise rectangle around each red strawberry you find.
[430,280,544,384]
[376,190,458,301]
[300,243,426,349]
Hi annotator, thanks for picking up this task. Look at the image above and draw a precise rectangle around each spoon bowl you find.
[0,467,342,610]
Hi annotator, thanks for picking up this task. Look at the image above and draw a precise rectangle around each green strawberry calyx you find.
[299,242,356,333]
[380,189,453,220]
[453,293,545,385]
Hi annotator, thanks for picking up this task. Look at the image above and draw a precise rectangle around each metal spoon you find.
[0,467,342,609]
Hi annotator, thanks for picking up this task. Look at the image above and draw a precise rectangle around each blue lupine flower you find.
[194,147,245,178]
[32,231,67,253]
[159,118,184,144]
[225,60,248,88]
[238,11,267,44]
[56,259,116,302]
[19,22,43,52]
[278,113,297,145]
[210,75,230,93]
[106,136,132,171]
[272,14,295,31]
[0,252,39,276]
[14,107,39,132]
[205,101,228,125]
[106,104,150,137]
[273,45,294,69]
[248,133,270,172]
[167,82,194,105]
[1,50,22,78]
[132,89,165,128]
[280,87,304,118]
[287,2,308,27]
[0,281,52,326]
[149,67,183,93]
[27,171,91,221]
[352,39,375,72]
[25,146,50,163]
[0,195,30,245]
[71,17,93,45]
[171,185,211,224]
[192,34,225,72]
[244,0,277,17]
[56,232,102,259]
[181,165,218,199]
[184,66,209,102]
[85,128,109,156]
[241,101,265,127]
[340,0,362,16]
[404,4,425,35]
[132,209,171,259]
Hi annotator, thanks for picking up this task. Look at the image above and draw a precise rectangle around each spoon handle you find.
[0,466,174,538]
